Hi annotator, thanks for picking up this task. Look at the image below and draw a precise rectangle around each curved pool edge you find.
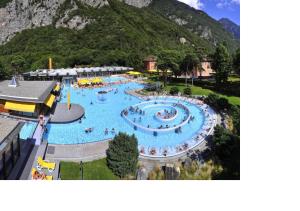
[45,91,218,159]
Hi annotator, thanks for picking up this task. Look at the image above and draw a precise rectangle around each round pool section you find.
[44,81,217,158]
[121,100,191,134]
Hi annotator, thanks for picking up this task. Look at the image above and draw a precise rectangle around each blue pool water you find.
[44,79,215,156]
[20,122,38,140]
[102,76,127,83]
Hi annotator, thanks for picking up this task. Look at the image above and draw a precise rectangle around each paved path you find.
[45,139,111,162]
[33,116,49,145]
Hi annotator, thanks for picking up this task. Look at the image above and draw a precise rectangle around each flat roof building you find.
[0,80,56,103]
[0,118,22,179]
[23,66,134,81]
[0,78,58,118]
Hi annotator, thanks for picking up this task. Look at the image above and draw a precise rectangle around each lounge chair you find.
[31,168,52,180]
[37,156,56,172]
[45,175,53,180]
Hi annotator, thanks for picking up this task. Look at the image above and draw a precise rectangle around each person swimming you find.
[85,128,93,133]
[105,128,109,135]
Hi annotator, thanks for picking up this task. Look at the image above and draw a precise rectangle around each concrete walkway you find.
[33,116,49,145]
[45,139,111,162]
[50,103,84,123]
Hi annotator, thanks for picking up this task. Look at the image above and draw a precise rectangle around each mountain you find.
[149,0,239,49]
[219,18,240,40]
[0,0,239,77]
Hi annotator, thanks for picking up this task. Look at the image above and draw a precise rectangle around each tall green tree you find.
[212,43,231,86]
[11,55,25,75]
[157,50,180,87]
[212,125,240,179]
[232,48,240,75]
[106,133,139,178]
[0,61,7,80]
[181,53,200,87]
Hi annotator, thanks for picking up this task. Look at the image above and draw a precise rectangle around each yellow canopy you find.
[91,77,103,84]
[4,101,36,113]
[78,79,90,85]
[127,71,142,75]
[44,94,56,108]
[54,84,60,92]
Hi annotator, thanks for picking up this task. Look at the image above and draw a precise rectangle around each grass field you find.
[60,158,119,180]
[164,83,240,106]
[228,76,240,82]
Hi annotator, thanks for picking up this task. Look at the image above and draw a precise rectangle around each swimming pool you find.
[20,122,38,140]
[102,76,128,83]
[44,80,216,157]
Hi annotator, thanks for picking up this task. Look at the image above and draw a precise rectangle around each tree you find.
[183,86,192,96]
[0,61,7,80]
[169,86,179,95]
[157,50,180,87]
[232,48,240,75]
[212,43,231,86]
[195,48,205,82]
[106,132,139,178]
[212,125,240,179]
[181,53,200,87]
[11,55,25,75]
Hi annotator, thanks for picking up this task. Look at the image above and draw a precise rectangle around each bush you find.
[205,93,231,111]
[148,165,165,180]
[106,133,139,178]
[183,86,192,95]
[230,106,240,135]
[169,86,179,95]
[205,93,219,107]
[217,97,230,110]
[211,125,240,179]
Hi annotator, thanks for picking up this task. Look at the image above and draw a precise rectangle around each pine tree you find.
[106,133,139,178]
[212,43,231,86]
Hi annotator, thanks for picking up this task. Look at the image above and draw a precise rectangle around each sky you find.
[177,0,240,25]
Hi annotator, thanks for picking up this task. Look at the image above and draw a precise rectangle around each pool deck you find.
[43,136,210,163]
[20,141,60,180]
[45,139,111,162]
[49,103,85,123]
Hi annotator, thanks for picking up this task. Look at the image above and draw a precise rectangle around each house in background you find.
[188,58,215,78]
[144,56,157,71]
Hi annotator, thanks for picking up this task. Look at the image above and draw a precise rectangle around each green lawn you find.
[60,158,119,180]
[228,76,240,82]
[164,83,240,106]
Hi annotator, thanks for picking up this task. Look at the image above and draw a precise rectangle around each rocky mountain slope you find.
[0,0,238,47]
[0,0,239,77]
[149,0,238,49]
[219,18,240,40]
[0,0,110,44]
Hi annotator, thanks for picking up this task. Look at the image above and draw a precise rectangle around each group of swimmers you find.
[85,127,93,133]
[105,128,115,135]
[128,106,145,115]
[121,106,146,118]
[133,117,142,123]
[158,124,171,129]
[156,109,177,120]
[187,116,195,124]
[175,126,182,134]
